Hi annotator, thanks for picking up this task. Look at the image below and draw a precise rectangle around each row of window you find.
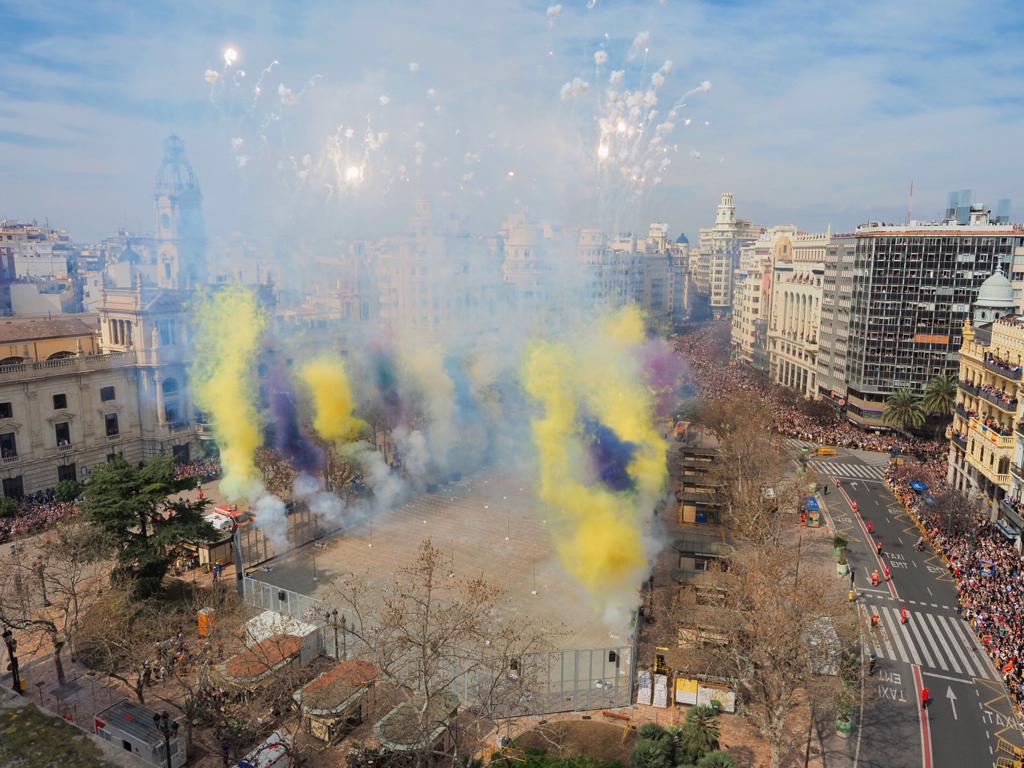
[0,414,120,458]
[0,386,115,420]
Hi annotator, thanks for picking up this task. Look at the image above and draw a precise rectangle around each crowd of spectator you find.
[175,458,222,483]
[0,498,79,544]
[887,457,1024,723]
[967,381,1018,410]
[985,353,1023,378]
[674,322,928,454]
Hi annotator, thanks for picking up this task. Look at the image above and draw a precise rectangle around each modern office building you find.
[816,237,856,407]
[844,205,1024,430]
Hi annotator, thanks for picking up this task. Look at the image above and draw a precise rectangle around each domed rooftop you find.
[976,269,1015,308]
[675,232,689,244]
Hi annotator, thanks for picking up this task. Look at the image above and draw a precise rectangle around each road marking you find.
[921,670,972,684]
[923,612,963,676]
[945,617,996,680]
[927,586,932,595]
[913,664,933,768]
[881,606,918,664]
[946,686,958,720]
[901,607,936,668]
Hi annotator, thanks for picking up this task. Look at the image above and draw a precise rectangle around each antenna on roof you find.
[906,180,913,225]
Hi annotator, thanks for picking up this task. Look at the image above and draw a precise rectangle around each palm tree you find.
[679,705,721,763]
[883,388,927,431]
[921,374,957,417]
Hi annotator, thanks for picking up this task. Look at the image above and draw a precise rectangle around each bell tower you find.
[154,135,206,290]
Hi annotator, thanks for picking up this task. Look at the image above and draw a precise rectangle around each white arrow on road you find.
[946,686,958,720]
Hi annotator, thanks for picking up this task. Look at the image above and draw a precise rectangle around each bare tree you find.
[0,525,107,688]
[326,539,554,765]
[698,396,796,542]
[709,544,855,768]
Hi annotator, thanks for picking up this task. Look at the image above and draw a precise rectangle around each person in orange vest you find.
[871,612,881,628]
[884,564,892,582]
[901,605,909,624]
[921,686,930,709]
[867,520,874,534]
[871,569,880,587]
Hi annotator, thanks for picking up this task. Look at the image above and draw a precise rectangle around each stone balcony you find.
[968,418,1015,450]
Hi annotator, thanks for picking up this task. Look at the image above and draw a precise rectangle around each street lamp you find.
[2,628,21,695]
[153,710,179,768]
[330,609,339,659]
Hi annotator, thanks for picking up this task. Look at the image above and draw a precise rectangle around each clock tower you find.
[154,135,206,289]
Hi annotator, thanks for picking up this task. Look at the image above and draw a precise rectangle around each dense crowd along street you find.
[674,322,935,454]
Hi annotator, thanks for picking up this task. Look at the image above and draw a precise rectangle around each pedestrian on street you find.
[867,520,874,534]
[884,564,892,582]
[876,539,884,556]
[849,566,856,587]
[921,686,930,709]
[871,612,881,628]
[871,569,880,587]
[901,605,909,624]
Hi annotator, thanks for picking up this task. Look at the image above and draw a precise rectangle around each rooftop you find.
[95,698,169,746]
[293,660,378,715]
[219,634,303,684]
[375,692,459,751]
[0,314,98,343]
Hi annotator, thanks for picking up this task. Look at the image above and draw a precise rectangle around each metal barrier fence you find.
[241,576,635,715]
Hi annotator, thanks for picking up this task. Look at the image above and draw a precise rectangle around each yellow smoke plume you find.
[299,357,365,444]
[523,306,667,619]
[191,285,266,499]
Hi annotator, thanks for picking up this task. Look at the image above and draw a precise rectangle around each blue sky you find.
[1,0,1023,242]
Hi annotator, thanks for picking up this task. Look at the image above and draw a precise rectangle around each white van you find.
[236,731,292,768]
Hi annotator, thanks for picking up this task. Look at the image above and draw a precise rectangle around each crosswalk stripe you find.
[902,609,937,668]
[913,611,947,668]
[946,616,995,679]
[881,606,919,665]
[924,612,963,675]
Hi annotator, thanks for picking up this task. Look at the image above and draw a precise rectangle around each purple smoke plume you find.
[583,417,637,492]
[269,369,324,472]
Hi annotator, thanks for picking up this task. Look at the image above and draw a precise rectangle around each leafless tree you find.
[709,543,855,768]
[0,524,109,688]
[697,396,798,543]
[325,539,554,765]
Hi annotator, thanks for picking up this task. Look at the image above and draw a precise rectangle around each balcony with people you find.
[984,353,1023,381]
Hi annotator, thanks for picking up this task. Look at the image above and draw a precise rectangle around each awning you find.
[996,518,1020,541]
[803,497,820,512]
[909,480,927,493]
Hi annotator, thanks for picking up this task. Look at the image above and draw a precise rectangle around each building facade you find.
[947,274,1022,538]
[766,232,828,398]
[845,211,1024,430]
[695,193,763,314]
[816,237,856,407]
[0,137,207,498]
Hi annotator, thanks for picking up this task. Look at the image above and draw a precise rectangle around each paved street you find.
[805,446,1024,768]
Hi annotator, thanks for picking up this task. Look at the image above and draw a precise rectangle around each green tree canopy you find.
[921,374,957,416]
[882,388,926,431]
[629,739,674,768]
[678,705,721,764]
[696,752,738,768]
[81,456,218,597]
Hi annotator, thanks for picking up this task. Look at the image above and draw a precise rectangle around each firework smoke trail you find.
[191,285,266,499]
[299,357,366,444]
[268,368,323,472]
[524,306,669,629]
